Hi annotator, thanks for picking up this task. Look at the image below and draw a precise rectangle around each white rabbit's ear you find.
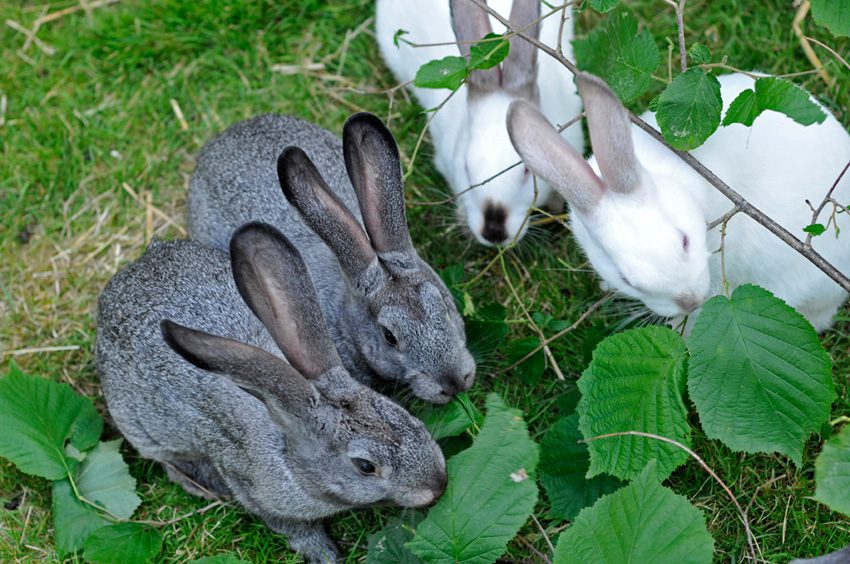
[450,0,501,92]
[160,319,317,418]
[577,72,641,194]
[229,222,343,380]
[277,146,378,277]
[343,113,414,254]
[507,100,602,214]
[502,0,540,96]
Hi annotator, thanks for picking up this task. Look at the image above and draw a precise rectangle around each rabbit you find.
[790,545,850,564]
[96,222,448,563]
[507,71,850,332]
[187,112,475,404]
[375,0,584,246]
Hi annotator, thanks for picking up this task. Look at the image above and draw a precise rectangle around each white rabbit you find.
[507,71,850,331]
[376,0,583,245]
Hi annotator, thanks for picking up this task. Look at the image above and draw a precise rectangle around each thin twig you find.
[707,205,741,231]
[581,430,759,563]
[805,35,850,73]
[3,345,80,357]
[469,0,850,293]
[531,513,555,556]
[499,293,612,375]
[665,0,688,72]
[804,159,850,247]
[134,500,227,527]
[792,1,832,85]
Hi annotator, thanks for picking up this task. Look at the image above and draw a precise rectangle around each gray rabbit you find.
[187,112,475,403]
[96,223,448,563]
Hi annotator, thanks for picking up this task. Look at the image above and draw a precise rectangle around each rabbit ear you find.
[343,113,414,254]
[501,0,539,96]
[507,100,602,214]
[160,319,317,416]
[277,146,378,278]
[450,0,501,92]
[577,72,641,194]
[229,222,343,380]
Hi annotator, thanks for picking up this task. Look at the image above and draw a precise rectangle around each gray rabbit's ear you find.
[160,319,317,416]
[277,147,377,279]
[502,0,539,96]
[343,113,414,255]
[576,72,640,194]
[506,100,602,214]
[229,223,343,380]
[450,0,501,92]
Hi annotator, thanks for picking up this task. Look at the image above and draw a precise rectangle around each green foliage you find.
[413,56,468,91]
[573,9,660,102]
[393,29,409,48]
[538,415,624,520]
[366,514,424,564]
[468,33,510,70]
[506,337,546,384]
[588,0,620,13]
[811,0,850,37]
[406,394,539,564]
[805,223,828,236]
[814,425,850,517]
[688,43,712,64]
[75,440,142,520]
[578,326,691,481]
[53,479,113,554]
[723,77,826,127]
[83,523,163,564]
[190,556,251,564]
[655,68,722,150]
[687,285,835,465]
[421,392,483,440]
[553,461,714,564]
[0,363,102,480]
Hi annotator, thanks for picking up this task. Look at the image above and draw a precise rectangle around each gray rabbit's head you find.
[162,223,447,509]
[277,114,476,404]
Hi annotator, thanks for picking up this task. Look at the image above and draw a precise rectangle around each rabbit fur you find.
[376,0,584,245]
[508,72,850,331]
[187,112,475,404]
[96,223,448,563]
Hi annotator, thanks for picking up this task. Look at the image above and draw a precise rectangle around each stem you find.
[804,159,850,247]
[582,430,759,563]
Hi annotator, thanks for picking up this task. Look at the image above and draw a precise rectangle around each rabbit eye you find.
[382,326,398,348]
[352,457,378,476]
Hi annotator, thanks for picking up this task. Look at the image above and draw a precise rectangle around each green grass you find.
[1,0,849,562]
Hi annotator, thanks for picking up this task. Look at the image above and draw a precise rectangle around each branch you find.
[469,0,850,293]
[582,430,759,563]
[665,0,688,72]
[805,159,850,247]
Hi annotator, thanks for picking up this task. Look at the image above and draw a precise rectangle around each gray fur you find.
[97,226,448,563]
[790,546,850,564]
[187,113,475,403]
[503,0,540,96]
[450,0,501,92]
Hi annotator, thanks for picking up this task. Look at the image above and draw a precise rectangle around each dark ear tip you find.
[160,318,177,341]
[343,112,397,151]
[344,112,387,133]
[576,72,619,100]
[230,222,296,259]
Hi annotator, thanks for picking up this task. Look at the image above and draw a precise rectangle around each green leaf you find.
[573,9,660,102]
[578,326,691,481]
[393,29,409,48]
[655,68,722,150]
[468,33,510,70]
[814,425,850,517]
[466,303,509,361]
[588,0,619,13]
[553,461,714,564]
[406,394,539,564]
[366,513,425,564]
[0,363,102,480]
[723,78,826,128]
[687,285,835,465]
[53,479,111,554]
[688,42,712,65]
[83,523,163,564]
[811,0,850,37]
[76,439,142,519]
[804,223,828,236]
[420,392,483,440]
[413,56,468,91]
[722,88,759,127]
[539,415,624,520]
[506,337,546,384]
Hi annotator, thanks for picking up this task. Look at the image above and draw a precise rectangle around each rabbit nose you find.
[675,294,702,313]
[441,370,474,397]
[481,202,509,245]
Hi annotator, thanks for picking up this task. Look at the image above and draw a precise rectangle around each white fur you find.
[375,0,584,245]
[513,72,850,331]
